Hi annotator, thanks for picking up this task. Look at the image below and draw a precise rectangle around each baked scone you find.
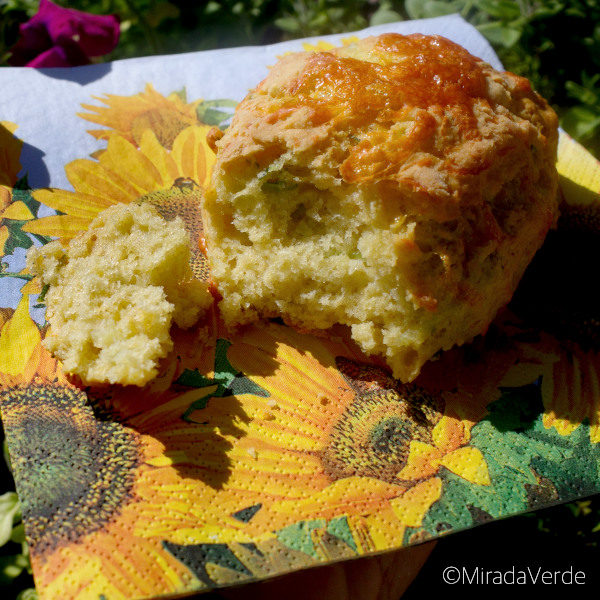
[201,33,559,381]
[27,202,213,386]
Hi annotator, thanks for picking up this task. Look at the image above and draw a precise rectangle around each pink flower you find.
[8,0,120,68]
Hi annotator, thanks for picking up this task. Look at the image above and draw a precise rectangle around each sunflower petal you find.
[0,185,11,211]
[99,135,163,195]
[584,354,600,443]
[439,446,490,485]
[557,132,600,206]
[171,126,215,188]
[0,225,9,254]
[66,158,138,203]
[225,322,353,428]
[39,535,192,600]
[432,415,468,453]
[0,295,41,376]
[78,83,199,150]
[20,276,43,295]
[33,188,114,217]
[541,351,585,436]
[363,507,408,550]
[23,214,92,238]
[1,121,18,135]
[389,477,442,527]
[0,200,34,220]
[265,477,402,524]
[396,440,441,481]
[139,129,179,187]
[498,360,546,388]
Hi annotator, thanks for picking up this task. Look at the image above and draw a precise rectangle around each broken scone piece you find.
[27,202,213,386]
[202,33,559,382]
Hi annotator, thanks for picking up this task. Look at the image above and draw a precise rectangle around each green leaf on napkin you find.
[196,99,238,128]
[413,382,600,540]
[177,338,269,422]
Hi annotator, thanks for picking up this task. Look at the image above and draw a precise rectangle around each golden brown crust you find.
[202,33,559,381]
[217,34,558,221]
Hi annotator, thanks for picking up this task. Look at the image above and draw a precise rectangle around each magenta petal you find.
[24,45,74,68]
[9,0,120,67]
[54,18,121,57]
[39,0,120,57]
[6,21,52,66]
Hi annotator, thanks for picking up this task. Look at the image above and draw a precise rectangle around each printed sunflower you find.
[78,84,204,151]
[539,137,600,443]
[498,329,600,444]
[0,299,267,598]
[23,126,215,281]
[171,320,514,554]
[541,344,600,442]
[503,133,600,444]
[0,296,55,387]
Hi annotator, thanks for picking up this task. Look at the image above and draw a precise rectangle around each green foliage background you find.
[2,0,600,155]
[0,1,600,597]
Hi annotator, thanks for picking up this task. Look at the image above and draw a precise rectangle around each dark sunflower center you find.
[0,382,141,553]
[140,179,209,282]
[370,417,415,456]
[131,109,189,150]
[320,359,444,484]
[20,414,94,508]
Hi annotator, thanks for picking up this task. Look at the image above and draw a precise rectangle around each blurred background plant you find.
[1,0,600,597]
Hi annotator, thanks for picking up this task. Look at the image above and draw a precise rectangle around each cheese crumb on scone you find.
[201,33,560,382]
[27,202,213,386]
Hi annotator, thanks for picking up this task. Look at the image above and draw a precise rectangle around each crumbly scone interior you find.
[27,202,213,386]
[202,34,559,381]
[205,154,545,380]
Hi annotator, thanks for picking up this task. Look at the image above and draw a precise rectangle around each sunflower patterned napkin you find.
[1,13,600,600]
